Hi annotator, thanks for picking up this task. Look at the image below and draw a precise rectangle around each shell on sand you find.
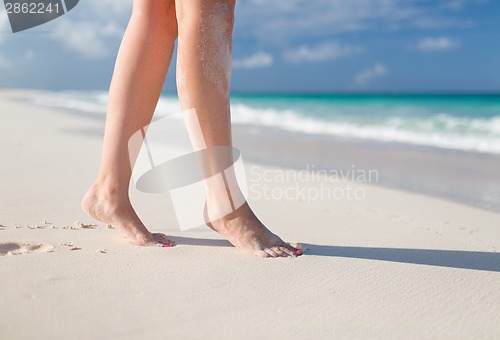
[27,225,43,229]
[63,221,97,230]
[59,243,81,251]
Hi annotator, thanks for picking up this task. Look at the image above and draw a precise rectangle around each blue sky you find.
[0,0,499,92]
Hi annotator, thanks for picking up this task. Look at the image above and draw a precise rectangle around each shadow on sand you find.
[167,236,500,272]
[168,235,233,248]
[302,244,500,272]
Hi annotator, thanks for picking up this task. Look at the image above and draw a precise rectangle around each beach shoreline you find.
[1,90,499,339]
[233,124,500,213]
[5,88,500,212]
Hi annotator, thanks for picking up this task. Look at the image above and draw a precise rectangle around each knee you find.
[132,0,178,39]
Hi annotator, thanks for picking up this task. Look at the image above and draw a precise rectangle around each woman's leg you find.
[175,0,298,257]
[82,0,178,246]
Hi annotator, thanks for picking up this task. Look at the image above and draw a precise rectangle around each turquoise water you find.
[29,91,500,154]
[226,93,500,154]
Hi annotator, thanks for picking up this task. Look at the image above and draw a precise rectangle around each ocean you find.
[29,91,500,155]
[228,93,500,155]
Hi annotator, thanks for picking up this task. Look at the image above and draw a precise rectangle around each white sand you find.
[0,91,499,339]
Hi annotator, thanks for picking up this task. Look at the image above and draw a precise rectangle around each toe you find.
[256,250,271,258]
[263,248,279,258]
[283,242,302,256]
[283,242,297,252]
[152,233,176,246]
[144,240,162,247]
[272,247,290,258]
[279,246,295,257]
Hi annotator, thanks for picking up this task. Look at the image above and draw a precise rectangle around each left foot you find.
[81,183,175,247]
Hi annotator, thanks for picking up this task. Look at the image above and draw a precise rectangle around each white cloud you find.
[25,50,35,60]
[53,21,123,58]
[49,0,131,58]
[233,51,273,69]
[284,42,362,63]
[0,54,11,69]
[235,0,473,43]
[440,0,465,10]
[0,11,9,43]
[88,0,132,15]
[354,63,388,85]
[414,36,461,51]
[439,0,489,11]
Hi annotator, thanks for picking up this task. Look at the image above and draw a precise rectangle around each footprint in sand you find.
[0,242,55,256]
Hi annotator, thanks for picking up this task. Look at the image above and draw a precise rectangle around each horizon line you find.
[161,90,500,96]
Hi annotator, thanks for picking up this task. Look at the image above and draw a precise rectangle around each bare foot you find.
[205,202,301,258]
[81,184,175,247]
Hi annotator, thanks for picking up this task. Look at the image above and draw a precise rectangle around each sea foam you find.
[26,91,500,155]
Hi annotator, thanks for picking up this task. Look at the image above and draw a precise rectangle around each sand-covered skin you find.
[1,91,499,339]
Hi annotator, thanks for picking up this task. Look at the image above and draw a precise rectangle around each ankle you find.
[206,195,249,223]
[90,177,130,201]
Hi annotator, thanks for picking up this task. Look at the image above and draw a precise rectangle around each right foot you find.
[81,184,175,247]
[205,202,302,258]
